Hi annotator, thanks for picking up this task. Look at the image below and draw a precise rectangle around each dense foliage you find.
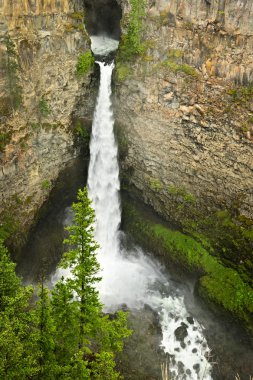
[76,51,95,76]
[116,0,146,80]
[118,0,146,61]
[0,188,131,379]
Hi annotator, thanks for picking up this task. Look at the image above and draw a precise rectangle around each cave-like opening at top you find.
[83,0,122,40]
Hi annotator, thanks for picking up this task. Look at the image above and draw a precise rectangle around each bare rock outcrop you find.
[0,0,95,242]
[115,0,253,224]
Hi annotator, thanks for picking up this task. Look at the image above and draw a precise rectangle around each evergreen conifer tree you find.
[34,279,58,379]
[0,239,37,379]
[54,187,131,378]
[0,188,131,379]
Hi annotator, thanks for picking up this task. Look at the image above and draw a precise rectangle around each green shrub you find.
[159,11,169,26]
[179,63,198,76]
[74,120,90,142]
[75,51,95,76]
[3,35,22,110]
[117,0,147,62]
[38,97,51,117]
[0,131,12,152]
[69,11,84,21]
[0,97,12,117]
[41,180,51,190]
[0,214,19,241]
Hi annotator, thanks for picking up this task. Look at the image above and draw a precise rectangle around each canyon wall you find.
[115,0,253,225]
[0,0,95,243]
[1,0,252,255]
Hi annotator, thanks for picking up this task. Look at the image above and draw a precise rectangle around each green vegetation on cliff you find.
[38,97,51,118]
[144,177,253,288]
[1,35,22,115]
[116,0,147,80]
[123,202,253,334]
[76,51,95,76]
[152,48,198,78]
[0,188,130,379]
[0,130,12,152]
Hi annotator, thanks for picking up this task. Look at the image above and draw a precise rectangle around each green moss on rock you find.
[116,63,131,81]
[123,201,253,335]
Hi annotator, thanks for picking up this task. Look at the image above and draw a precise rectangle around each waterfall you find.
[88,62,121,258]
[85,60,213,380]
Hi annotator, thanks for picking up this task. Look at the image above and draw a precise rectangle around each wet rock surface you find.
[117,305,168,380]
[15,156,88,281]
[174,322,188,343]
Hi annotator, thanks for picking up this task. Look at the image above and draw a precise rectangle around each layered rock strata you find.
[0,0,94,243]
[115,0,253,223]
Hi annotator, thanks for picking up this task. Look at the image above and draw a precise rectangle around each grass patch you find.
[41,180,51,190]
[248,116,253,124]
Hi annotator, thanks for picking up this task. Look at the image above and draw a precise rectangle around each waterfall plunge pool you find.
[16,190,253,380]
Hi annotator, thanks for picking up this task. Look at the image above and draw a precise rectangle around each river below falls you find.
[16,184,253,380]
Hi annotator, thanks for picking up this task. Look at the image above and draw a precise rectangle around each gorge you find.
[1,0,253,379]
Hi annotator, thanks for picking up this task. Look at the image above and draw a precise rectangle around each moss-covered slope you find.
[122,201,253,336]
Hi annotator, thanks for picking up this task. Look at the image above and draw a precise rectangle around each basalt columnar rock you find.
[114,0,253,309]
[115,0,253,224]
[0,0,95,244]
[0,0,252,267]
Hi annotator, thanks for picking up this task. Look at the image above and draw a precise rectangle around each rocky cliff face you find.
[1,0,252,256]
[115,0,253,225]
[0,0,95,243]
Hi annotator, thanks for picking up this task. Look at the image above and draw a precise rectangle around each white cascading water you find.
[85,44,213,379]
[88,61,121,259]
